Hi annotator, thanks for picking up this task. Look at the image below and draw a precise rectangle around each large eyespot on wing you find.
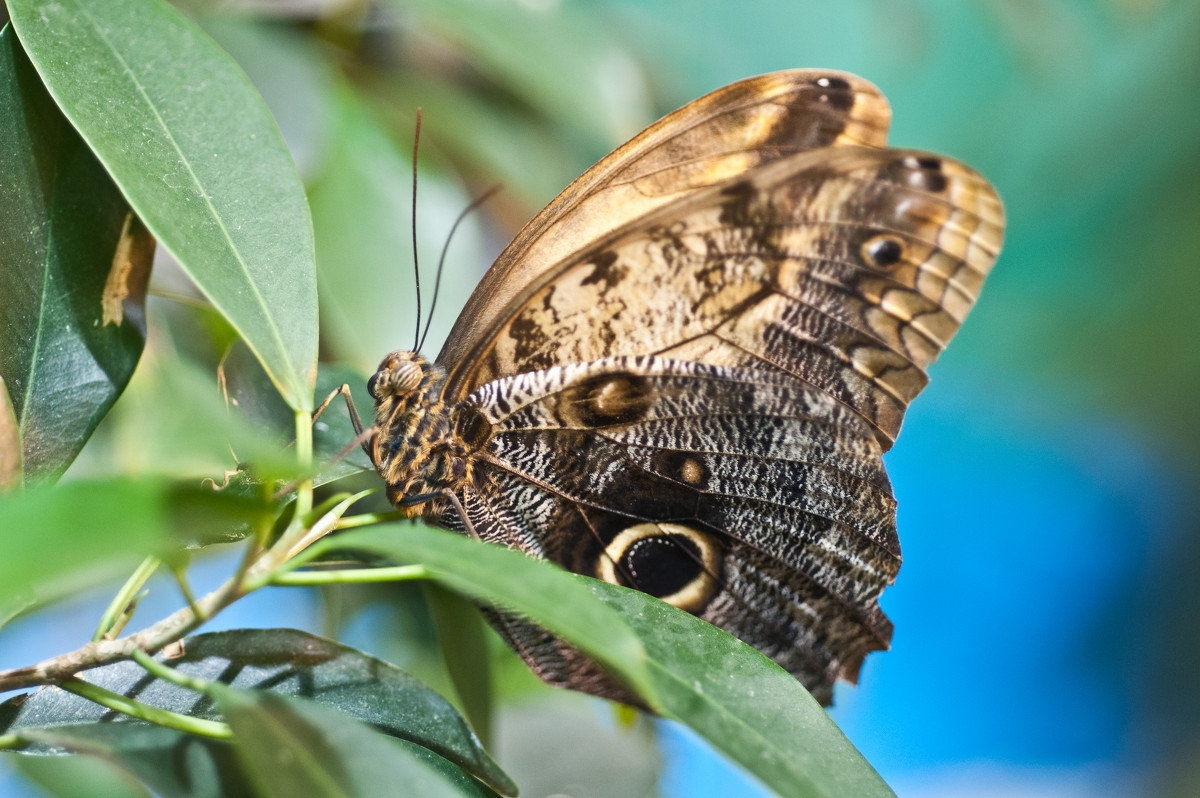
[438,70,891,373]
[445,356,899,704]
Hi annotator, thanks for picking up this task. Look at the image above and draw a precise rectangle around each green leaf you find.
[0,25,152,485]
[313,524,658,707]
[213,343,374,486]
[6,0,318,412]
[0,629,515,797]
[0,479,271,610]
[216,688,502,798]
[63,345,301,486]
[588,580,896,798]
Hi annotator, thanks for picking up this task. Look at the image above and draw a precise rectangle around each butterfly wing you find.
[442,145,1003,448]
[434,356,898,703]
[438,70,891,371]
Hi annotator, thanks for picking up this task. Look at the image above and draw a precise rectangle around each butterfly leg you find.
[314,383,375,459]
[399,490,480,541]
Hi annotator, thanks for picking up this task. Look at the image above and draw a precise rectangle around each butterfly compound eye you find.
[370,355,424,400]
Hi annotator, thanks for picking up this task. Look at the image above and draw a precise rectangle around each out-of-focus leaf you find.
[0,629,515,796]
[309,87,486,374]
[425,584,492,748]
[384,0,652,152]
[491,695,660,798]
[0,25,152,485]
[315,525,657,706]
[79,349,300,484]
[0,479,271,610]
[361,71,583,215]
[6,0,318,412]
[198,14,335,179]
[587,580,896,798]
[216,342,374,487]
[5,726,253,798]
[11,749,154,798]
[217,688,503,798]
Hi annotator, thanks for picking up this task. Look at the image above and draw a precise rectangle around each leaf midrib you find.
[67,0,293,396]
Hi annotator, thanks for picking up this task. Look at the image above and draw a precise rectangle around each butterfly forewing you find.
[438,70,891,370]
[442,145,1002,448]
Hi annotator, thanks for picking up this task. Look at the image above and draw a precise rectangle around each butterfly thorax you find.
[368,350,471,514]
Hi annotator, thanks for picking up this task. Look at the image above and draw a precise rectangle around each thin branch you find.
[0,560,246,693]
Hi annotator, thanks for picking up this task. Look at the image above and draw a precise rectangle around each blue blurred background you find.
[3,0,1199,795]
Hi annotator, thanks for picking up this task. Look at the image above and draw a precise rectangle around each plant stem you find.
[0,494,377,693]
[337,510,405,529]
[293,410,313,521]
[130,648,213,694]
[92,556,160,642]
[271,565,430,586]
[60,677,232,739]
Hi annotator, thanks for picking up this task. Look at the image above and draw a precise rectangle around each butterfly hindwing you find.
[432,356,900,702]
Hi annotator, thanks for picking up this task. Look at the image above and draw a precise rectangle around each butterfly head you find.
[367,350,431,402]
[367,350,467,513]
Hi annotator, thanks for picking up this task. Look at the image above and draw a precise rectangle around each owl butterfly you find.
[363,70,1004,705]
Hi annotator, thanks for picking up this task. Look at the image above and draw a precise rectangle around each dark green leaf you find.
[217,688,502,798]
[0,25,151,485]
[0,629,515,796]
[588,580,896,798]
[6,0,318,412]
[315,525,658,707]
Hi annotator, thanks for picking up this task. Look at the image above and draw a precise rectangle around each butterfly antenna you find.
[417,183,503,353]
[410,108,423,352]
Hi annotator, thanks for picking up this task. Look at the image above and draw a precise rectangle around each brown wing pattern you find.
[444,146,1003,447]
[440,356,899,704]
[438,70,891,369]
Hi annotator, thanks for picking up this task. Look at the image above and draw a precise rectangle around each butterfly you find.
[362,70,1004,705]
